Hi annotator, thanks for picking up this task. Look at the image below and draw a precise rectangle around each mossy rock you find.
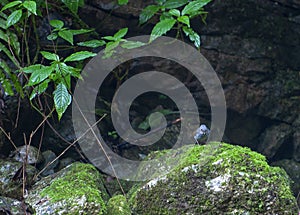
[26,162,109,214]
[106,195,131,215]
[0,160,37,200]
[129,142,299,214]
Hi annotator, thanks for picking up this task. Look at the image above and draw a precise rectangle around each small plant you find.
[0,0,212,120]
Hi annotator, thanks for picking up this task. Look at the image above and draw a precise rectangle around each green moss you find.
[40,162,108,214]
[106,195,131,215]
[130,142,298,214]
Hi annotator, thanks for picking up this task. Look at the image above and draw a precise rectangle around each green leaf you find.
[50,19,64,29]
[118,0,128,5]
[160,11,172,21]
[182,26,201,48]
[114,28,128,40]
[55,62,81,78]
[58,30,73,45]
[22,64,44,74]
[177,15,190,27]
[0,58,12,75]
[1,79,14,96]
[30,79,49,100]
[27,66,53,86]
[41,51,60,61]
[163,0,188,9]
[69,28,93,35]
[77,40,106,48]
[64,51,97,62]
[6,9,22,28]
[182,0,211,15]
[47,33,58,41]
[61,0,82,14]
[139,5,160,25]
[53,82,72,120]
[102,36,115,41]
[1,1,22,12]
[168,9,180,17]
[105,41,120,52]
[149,18,176,43]
[22,1,37,15]
[0,42,17,65]
[0,17,6,29]
[121,40,146,49]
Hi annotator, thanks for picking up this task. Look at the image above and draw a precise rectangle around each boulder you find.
[26,162,109,215]
[129,143,298,214]
[0,159,37,199]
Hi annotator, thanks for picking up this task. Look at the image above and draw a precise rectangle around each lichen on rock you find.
[26,162,109,215]
[129,142,298,214]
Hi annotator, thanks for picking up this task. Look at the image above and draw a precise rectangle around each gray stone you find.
[10,145,43,164]
[257,124,292,159]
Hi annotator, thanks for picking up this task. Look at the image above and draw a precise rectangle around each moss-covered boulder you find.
[26,162,109,214]
[106,195,131,215]
[129,142,298,214]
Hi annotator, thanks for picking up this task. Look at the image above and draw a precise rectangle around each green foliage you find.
[140,0,212,47]
[0,0,211,120]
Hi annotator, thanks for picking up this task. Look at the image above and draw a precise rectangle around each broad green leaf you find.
[118,0,128,5]
[1,79,14,96]
[114,28,128,40]
[139,5,160,25]
[149,18,176,43]
[177,15,190,27]
[163,0,188,9]
[1,1,22,12]
[102,36,115,41]
[182,0,211,15]
[121,40,146,49]
[160,11,172,21]
[47,33,58,40]
[23,1,37,15]
[30,79,49,100]
[50,19,64,29]
[22,64,44,74]
[64,51,97,62]
[105,41,119,52]
[77,40,106,48]
[55,62,81,78]
[27,66,53,86]
[182,26,200,48]
[53,82,72,120]
[6,9,22,28]
[41,51,60,61]
[69,29,93,35]
[58,30,73,45]
[168,9,180,17]
[61,0,82,14]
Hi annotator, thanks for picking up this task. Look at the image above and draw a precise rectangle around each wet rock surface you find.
[129,143,298,214]
[25,162,109,215]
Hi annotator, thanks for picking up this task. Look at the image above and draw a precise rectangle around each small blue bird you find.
[194,124,210,144]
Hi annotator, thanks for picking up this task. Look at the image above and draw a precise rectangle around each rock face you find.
[0,160,37,199]
[25,162,109,215]
[129,143,298,214]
